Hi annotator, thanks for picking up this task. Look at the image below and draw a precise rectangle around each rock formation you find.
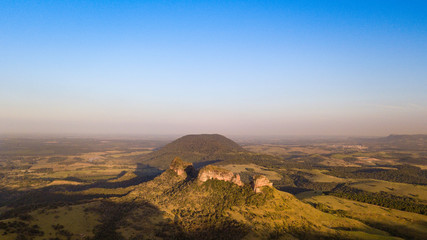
[251,175,273,193]
[197,165,244,186]
[169,157,196,178]
[168,158,272,192]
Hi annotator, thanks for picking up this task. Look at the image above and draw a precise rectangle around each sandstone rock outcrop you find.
[197,165,244,186]
[169,157,196,178]
[251,175,273,193]
[168,158,272,192]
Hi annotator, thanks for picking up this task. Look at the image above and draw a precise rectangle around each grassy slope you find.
[0,165,417,240]
[291,168,348,183]
[219,163,283,181]
[349,179,427,202]
[304,195,427,240]
[123,169,398,240]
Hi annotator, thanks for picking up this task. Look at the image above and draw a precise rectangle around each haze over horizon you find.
[1,1,427,136]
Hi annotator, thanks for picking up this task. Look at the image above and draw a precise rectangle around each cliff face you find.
[168,158,273,191]
[197,165,244,186]
[251,175,273,193]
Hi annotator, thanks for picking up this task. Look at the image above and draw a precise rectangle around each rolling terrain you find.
[0,134,426,239]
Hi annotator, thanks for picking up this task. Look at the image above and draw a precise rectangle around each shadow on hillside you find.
[89,200,166,240]
[0,164,164,220]
[1,190,408,239]
[362,219,427,240]
[0,187,129,220]
[37,163,163,191]
[193,160,222,169]
[88,200,361,240]
[74,199,252,240]
[276,186,311,195]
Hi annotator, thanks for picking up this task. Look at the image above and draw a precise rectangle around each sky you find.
[1,0,426,137]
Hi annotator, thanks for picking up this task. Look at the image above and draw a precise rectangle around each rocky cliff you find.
[169,158,272,191]
[169,157,196,178]
[251,175,273,193]
[197,165,244,186]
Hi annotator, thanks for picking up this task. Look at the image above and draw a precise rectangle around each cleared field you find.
[293,168,348,183]
[353,157,397,166]
[323,152,399,166]
[219,163,282,181]
[349,179,427,202]
[31,202,100,239]
[47,180,83,186]
[416,165,427,170]
[243,144,332,156]
[0,203,100,240]
[68,187,132,195]
[37,168,129,180]
[319,158,360,167]
[304,195,427,240]
[295,190,323,199]
[110,150,152,158]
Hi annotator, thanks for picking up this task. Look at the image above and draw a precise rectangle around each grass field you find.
[349,179,427,202]
[32,203,100,239]
[243,144,332,156]
[292,168,348,183]
[0,202,100,240]
[304,195,427,239]
[219,163,283,181]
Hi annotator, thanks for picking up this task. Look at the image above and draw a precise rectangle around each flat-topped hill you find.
[141,134,248,169]
[157,134,245,154]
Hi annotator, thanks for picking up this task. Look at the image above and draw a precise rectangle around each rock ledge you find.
[169,157,196,178]
[197,165,244,186]
[251,175,273,193]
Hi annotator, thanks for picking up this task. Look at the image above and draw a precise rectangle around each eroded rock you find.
[169,157,196,178]
[251,175,273,193]
[197,165,244,186]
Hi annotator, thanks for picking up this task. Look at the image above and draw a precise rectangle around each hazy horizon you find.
[1,1,426,136]
[0,131,420,141]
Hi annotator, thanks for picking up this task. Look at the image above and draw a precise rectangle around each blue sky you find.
[1,0,426,136]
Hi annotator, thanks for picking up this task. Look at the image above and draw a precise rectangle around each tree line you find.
[329,184,427,215]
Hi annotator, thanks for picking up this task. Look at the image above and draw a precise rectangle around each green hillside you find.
[116,159,399,240]
[141,134,251,169]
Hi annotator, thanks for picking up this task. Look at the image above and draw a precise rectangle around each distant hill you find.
[153,134,246,154]
[355,134,427,151]
[381,134,427,143]
[141,134,249,169]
